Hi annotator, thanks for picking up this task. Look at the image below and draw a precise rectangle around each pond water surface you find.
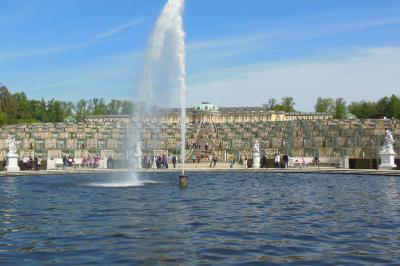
[0,172,399,265]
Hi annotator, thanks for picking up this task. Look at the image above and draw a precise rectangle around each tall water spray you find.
[137,0,187,173]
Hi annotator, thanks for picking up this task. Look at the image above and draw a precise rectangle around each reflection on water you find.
[85,180,159,188]
[0,172,399,265]
[383,177,400,208]
[83,173,159,188]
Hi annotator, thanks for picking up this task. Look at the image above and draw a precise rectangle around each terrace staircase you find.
[187,122,225,162]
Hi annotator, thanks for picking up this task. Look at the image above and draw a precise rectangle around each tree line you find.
[0,85,135,125]
[263,96,347,119]
[264,94,400,120]
[314,95,400,119]
[1,84,399,125]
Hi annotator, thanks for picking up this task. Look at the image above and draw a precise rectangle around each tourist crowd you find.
[140,154,179,169]
[20,155,42,170]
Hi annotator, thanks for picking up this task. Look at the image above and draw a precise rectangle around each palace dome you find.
[194,102,219,112]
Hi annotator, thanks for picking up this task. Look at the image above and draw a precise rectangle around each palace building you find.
[85,102,332,124]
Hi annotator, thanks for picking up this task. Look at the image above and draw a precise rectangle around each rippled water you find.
[0,172,399,265]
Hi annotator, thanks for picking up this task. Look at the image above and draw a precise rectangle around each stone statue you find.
[380,129,395,154]
[253,140,260,154]
[6,135,18,155]
[5,135,20,171]
[252,140,260,168]
[379,129,397,170]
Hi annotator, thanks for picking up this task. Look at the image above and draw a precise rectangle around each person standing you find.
[274,153,281,168]
[164,155,169,169]
[172,155,177,168]
[37,156,41,170]
[262,154,267,168]
[314,154,320,170]
[213,154,218,168]
[283,154,289,168]
[301,155,306,168]
[63,155,68,167]
[156,156,161,169]
[229,154,235,168]
[34,156,38,171]
[244,153,248,169]
[107,155,113,169]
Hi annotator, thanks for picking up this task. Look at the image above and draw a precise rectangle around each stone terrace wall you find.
[0,122,129,161]
[0,121,200,161]
[0,119,398,161]
[214,119,400,159]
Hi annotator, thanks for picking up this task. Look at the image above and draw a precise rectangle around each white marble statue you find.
[380,129,395,154]
[5,135,20,171]
[6,135,18,155]
[252,140,260,168]
[253,140,260,154]
[379,129,397,170]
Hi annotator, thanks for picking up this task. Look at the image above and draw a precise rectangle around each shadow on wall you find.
[349,159,376,169]
[349,158,400,170]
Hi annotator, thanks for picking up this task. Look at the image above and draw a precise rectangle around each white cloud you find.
[96,17,146,39]
[351,17,400,29]
[0,41,93,61]
[4,51,142,101]
[187,33,265,51]
[187,16,400,53]
[187,46,400,111]
[3,13,400,107]
[0,17,146,61]
[184,15,400,83]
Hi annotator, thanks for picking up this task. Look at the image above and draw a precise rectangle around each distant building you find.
[85,115,133,124]
[85,102,332,124]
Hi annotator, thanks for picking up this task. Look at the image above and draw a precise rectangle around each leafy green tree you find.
[348,101,376,118]
[75,99,88,122]
[376,97,390,118]
[0,85,17,124]
[60,101,75,118]
[13,92,34,122]
[263,98,277,111]
[0,112,7,125]
[315,97,335,114]
[47,99,66,122]
[388,94,400,119]
[263,98,294,112]
[89,98,107,115]
[38,99,49,122]
[281,97,295,112]
[334,98,346,119]
[107,99,122,115]
[121,100,134,115]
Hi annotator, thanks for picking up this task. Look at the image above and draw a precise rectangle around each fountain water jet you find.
[136,0,187,179]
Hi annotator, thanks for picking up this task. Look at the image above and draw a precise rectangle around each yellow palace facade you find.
[86,102,332,124]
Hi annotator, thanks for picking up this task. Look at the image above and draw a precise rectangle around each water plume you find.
[136,0,187,173]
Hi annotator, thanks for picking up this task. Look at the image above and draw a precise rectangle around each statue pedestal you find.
[253,152,260,168]
[379,151,397,170]
[5,153,20,172]
[340,155,349,169]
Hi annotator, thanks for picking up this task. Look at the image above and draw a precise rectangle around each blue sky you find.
[1,0,400,111]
